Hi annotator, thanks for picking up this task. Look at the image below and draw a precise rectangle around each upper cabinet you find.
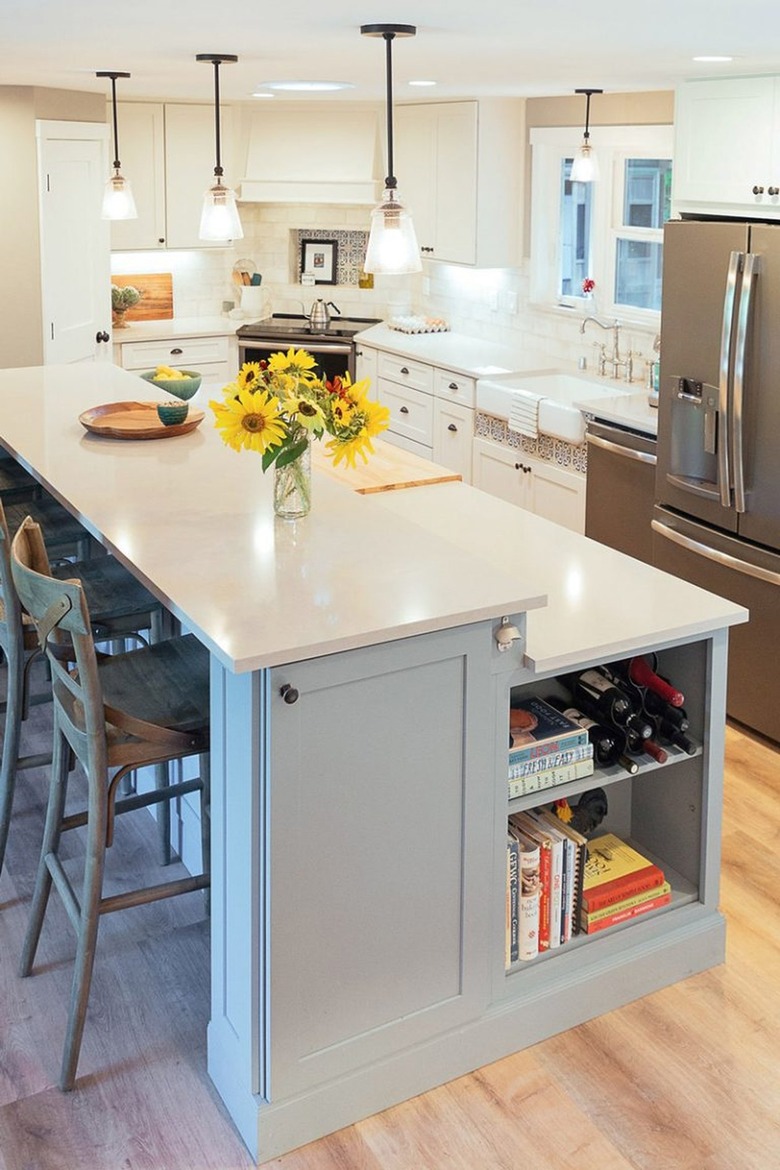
[673,76,780,217]
[109,103,238,250]
[395,100,523,267]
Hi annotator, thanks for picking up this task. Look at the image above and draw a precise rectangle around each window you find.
[530,126,674,324]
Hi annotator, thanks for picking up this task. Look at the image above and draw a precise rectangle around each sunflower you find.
[235,362,265,391]
[209,386,286,454]
[360,398,391,438]
[326,428,377,469]
[281,394,326,434]
[330,397,357,428]
[267,347,318,381]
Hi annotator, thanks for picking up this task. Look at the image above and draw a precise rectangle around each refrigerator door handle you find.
[651,518,780,586]
[717,250,741,509]
[731,251,758,515]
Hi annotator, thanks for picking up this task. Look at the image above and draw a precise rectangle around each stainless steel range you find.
[237,314,381,382]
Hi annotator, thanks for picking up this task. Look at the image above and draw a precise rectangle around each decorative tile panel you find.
[475,412,588,475]
[293,229,369,286]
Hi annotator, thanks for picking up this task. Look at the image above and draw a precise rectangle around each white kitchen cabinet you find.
[673,76,780,216]
[472,437,585,533]
[354,341,378,389]
[395,100,522,267]
[109,103,238,250]
[115,332,237,390]
[375,347,476,480]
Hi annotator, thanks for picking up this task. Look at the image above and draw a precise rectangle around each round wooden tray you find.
[79,401,205,440]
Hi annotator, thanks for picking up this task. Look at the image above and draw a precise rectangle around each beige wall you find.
[0,86,104,369]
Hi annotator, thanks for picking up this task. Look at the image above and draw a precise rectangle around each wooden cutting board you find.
[313,437,461,494]
[111,273,174,321]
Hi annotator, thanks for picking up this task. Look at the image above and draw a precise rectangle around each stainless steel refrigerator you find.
[653,217,780,743]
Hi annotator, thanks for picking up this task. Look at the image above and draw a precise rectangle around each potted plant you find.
[111,284,142,328]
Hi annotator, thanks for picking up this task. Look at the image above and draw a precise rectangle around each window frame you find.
[529,124,674,327]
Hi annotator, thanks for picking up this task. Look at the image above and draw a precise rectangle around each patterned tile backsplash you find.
[474,412,589,474]
[293,228,369,286]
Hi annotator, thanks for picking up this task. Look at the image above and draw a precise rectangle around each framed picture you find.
[300,239,338,285]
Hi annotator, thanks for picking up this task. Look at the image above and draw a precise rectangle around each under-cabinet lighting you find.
[409,80,437,87]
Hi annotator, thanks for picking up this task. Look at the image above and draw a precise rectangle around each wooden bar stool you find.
[10,516,210,1091]
[0,500,165,878]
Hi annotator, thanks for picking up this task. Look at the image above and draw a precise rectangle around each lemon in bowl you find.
[140,367,202,401]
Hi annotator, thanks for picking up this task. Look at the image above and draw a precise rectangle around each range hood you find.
[239,106,383,205]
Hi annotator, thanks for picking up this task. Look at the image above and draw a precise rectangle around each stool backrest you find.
[0,500,22,658]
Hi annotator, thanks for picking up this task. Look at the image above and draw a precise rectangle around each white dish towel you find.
[508,389,545,439]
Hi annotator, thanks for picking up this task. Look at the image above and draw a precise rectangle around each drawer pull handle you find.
[399,406,410,414]
[447,423,458,432]
[280,684,299,704]
[170,347,183,355]
[448,382,458,390]
[400,366,410,375]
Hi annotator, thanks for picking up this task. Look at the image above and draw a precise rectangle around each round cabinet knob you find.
[280,684,299,704]
[158,237,165,245]
[769,186,780,196]
[447,422,458,432]
[515,462,523,471]
[753,185,765,195]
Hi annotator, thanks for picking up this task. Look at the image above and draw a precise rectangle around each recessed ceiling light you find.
[260,80,355,92]
[409,79,437,87]
[692,55,734,62]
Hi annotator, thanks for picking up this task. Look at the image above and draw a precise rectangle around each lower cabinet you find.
[472,437,586,533]
[114,333,238,391]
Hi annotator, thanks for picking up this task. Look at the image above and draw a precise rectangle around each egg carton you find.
[388,315,450,334]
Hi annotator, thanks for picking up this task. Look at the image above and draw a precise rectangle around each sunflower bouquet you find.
[209,347,390,515]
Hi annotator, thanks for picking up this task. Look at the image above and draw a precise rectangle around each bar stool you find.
[10,516,210,1091]
[0,500,165,877]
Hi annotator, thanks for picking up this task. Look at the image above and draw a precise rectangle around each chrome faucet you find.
[580,315,632,381]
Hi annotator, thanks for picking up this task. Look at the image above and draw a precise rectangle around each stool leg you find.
[60,752,109,1091]
[19,724,70,977]
[199,753,210,915]
[0,641,25,875]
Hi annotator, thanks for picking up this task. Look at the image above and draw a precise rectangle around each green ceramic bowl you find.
[140,369,202,400]
[156,401,190,426]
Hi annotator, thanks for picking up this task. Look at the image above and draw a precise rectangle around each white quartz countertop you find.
[575,390,659,436]
[112,316,242,343]
[355,323,557,379]
[0,365,744,676]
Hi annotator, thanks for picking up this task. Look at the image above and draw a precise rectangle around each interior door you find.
[36,120,111,364]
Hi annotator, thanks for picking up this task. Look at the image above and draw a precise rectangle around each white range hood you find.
[239,106,383,205]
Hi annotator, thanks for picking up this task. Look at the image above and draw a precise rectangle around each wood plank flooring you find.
[1,687,778,1169]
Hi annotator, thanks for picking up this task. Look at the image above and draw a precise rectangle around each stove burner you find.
[237,314,381,343]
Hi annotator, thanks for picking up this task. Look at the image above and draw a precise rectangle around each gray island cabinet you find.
[0,365,746,1163]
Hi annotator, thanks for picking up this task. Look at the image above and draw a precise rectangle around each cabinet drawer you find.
[435,369,476,407]
[119,335,231,370]
[377,352,434,394]
[378,380,434,446]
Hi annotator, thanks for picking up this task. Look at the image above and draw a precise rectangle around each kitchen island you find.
[0,363,746,1162]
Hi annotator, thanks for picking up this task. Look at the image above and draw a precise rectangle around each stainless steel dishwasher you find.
[584,420,657,564]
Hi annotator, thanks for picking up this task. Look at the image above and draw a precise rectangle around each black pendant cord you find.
[583,90,592,145]
[384,32,396,191]
[212,60,223,179]
[109,75,121,170]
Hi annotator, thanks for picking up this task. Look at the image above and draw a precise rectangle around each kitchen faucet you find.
[580,315,632,381]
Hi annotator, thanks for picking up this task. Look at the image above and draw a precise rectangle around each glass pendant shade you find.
[364,189,422,275]
[102,170,137,220]
[199,180,244,241]
[570,140,600,183]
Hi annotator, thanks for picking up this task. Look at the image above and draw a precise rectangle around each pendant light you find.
[570,88,603,183]
[360,24,422,275]
[97,71,137,220]
[196,53,244,241]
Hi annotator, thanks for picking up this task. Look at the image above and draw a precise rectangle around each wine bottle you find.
[627,655,685,708]
[562,668,631,726]
[548,696,638,776]
[655,717,698,755]
[642,690,690,732]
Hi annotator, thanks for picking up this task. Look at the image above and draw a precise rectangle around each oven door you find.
[238,339,355,383]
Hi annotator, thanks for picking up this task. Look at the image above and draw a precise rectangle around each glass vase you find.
[273,441,312,519]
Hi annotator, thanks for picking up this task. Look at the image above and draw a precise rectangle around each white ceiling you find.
[3,0,780,103]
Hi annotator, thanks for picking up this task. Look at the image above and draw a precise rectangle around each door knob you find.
[280,684,299,704]
[95,331,110,343]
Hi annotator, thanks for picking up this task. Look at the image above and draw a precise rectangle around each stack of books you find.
[580,833,671,933]
[506,822,672,966]
[508,695,594,799]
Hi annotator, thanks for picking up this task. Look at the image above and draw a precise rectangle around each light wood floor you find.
[0,689,778,1169]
